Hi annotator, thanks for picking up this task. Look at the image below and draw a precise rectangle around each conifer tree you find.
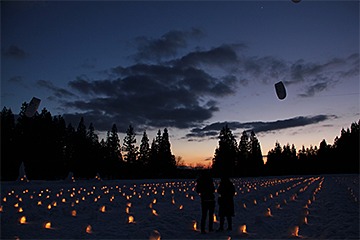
[236,131,249,176]
[248,131,263,176]
[139,131,150,166]
[123,125,138,164]
[213,125,237,177]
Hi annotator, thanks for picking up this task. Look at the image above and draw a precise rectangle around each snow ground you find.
[1,174,359,239]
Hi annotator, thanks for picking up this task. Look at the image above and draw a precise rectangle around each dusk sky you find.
[2,0,359,165]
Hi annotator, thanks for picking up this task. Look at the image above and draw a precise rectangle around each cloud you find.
[131,28,206,62]
[186,115,337,140]
[8,76,24,83]
[36,80,76,98]
[55,29,357,132]
[2,45,30,59]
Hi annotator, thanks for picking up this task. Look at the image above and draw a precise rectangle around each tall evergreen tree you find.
[213,125,237,177]
[248,131,263,176]
[236,130,249,176]
[1,107,18,180]
[123,125,138,164]
[158,128,176,177]
[138,131,150,166]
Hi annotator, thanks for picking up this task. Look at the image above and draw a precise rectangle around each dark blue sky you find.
[2,0,359,164]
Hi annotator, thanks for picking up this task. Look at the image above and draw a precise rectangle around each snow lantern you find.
[128,215,135,223]
[213,213,218,223]
[298,215,307,225]
[287,226,299,237]
[242,203,247,208]
[43,221,51,229]
[189,220,197,230]
[86,225,93,234]
[274,202,281,210]
[281,199,287,205]
[19,216,27,224]
[263,208,272,217]
[237,225,247,234]
[149,230,161,240]
[99,206,105,212]
[71,210,77,216]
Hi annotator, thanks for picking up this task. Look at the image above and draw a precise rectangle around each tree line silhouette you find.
[1,102,359,181]
[1,103,176,181]
[212,121,359,177]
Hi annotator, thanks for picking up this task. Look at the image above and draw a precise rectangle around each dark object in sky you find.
[292,0,302,3]
[275,81,286,100]
[25,97,41,117]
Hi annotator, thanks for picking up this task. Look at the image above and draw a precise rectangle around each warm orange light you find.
[152,209,158,216]
[47,204,51,210]
[153,199,156,204]
[128,215,134,223]
[213,214,218,223]
[71,210,76,216]
[19,216,26,224]
[62,198,66,203]
[193,222,197,230]
[238,225,247,234]
[44,222,51,229]
[86,225,93,233]
[100,206,105,212]
[19,207,23,213]
[179,205,183,210]
[0,206,3,212]
[126,207,130,214]
[14,203,19,208]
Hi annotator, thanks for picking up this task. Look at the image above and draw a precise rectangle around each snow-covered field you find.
[1,174,359,239]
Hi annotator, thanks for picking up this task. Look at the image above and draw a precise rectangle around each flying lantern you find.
[275,81,286,100]
[25,97,41,117]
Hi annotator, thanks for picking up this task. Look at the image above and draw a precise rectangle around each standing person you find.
[196,170,215,234]
[217,177,235,231]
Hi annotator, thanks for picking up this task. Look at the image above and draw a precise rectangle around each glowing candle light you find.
[287,226,299,237]
[99,206,105,212]
[238,225,247,234]
[38,201,42,205]
[44,222,51,229]
[0,206,3,212]
[19,207,23,213]
[86,225,93,233]
[153,199,156,204]
[2,197,6,202]
[14,203,19,208]
[19,216,26,224]
[179,205,183,210]
[72,210,76,216]
[152,209,158,216]
[128,215,134,223]
[47,204,52,210]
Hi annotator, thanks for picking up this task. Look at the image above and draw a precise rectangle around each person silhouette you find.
[196,170,215,234]
[217,177,235,231]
